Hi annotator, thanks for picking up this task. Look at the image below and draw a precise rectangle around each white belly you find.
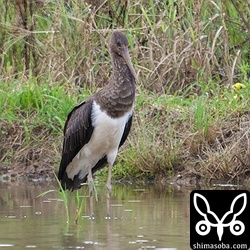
[66,101,132,180]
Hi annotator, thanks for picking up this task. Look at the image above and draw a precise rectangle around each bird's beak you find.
[121,47,138,82]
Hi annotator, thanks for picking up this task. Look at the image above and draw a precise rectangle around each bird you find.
[57,30,138,217]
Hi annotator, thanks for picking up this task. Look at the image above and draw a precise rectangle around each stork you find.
[57,30,137,217]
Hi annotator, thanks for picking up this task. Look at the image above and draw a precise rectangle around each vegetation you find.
[37,174,70,223]
[0,0,249,185]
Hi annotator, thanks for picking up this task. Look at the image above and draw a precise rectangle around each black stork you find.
[57,30,137,217]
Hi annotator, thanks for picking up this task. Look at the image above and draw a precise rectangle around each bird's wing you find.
[58,99,94,182]
[119,112,133,147]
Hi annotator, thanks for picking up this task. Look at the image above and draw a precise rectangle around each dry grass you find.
[1,0,249,90]
[113,88,250,184]
[0,119,59,181]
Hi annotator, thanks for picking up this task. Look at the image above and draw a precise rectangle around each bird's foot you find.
[105,214,111,220]
[88,213,95,220]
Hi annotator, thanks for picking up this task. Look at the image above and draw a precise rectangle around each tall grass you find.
[1,0,249,90]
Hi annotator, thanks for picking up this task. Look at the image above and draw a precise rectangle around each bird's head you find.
[109,30,138,82]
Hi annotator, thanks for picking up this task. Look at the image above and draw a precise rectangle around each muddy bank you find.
[0,120,58,182]
[0,111,249,186]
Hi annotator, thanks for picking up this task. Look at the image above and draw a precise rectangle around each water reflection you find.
[0,181,190,249]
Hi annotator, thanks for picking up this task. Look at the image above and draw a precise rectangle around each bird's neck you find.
[111,55,135,85]
[96,55,136,118]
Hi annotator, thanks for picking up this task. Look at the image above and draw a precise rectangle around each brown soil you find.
[0,111,249,186]
[0,120,59,182]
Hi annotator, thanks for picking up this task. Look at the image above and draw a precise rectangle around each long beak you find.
[121,47,138,82]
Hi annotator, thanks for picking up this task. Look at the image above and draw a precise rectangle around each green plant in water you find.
[38,172,100,224]
[37,172,69,223]
[75,189,83,224]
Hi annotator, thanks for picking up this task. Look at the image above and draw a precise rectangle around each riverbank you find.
[0,82,249,185]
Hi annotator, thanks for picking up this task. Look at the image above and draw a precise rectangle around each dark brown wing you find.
[58,99,94,190]
[119,113,133,147]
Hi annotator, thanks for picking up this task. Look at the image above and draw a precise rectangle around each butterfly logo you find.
[193,193,247,241]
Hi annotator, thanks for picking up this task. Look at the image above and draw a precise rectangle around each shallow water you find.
[0,181,191,249]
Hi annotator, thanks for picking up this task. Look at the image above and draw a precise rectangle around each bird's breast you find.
[90,100,131,153]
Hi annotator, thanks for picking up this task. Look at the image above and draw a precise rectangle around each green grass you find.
[0,78,91,135]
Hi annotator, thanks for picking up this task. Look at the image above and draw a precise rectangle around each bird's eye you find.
[116,40,122,47]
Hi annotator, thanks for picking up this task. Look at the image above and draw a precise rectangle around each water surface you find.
[0,181,190,249]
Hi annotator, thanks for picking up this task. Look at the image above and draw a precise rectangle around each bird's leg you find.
[88,169,94,219]
[106,164,112,219]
